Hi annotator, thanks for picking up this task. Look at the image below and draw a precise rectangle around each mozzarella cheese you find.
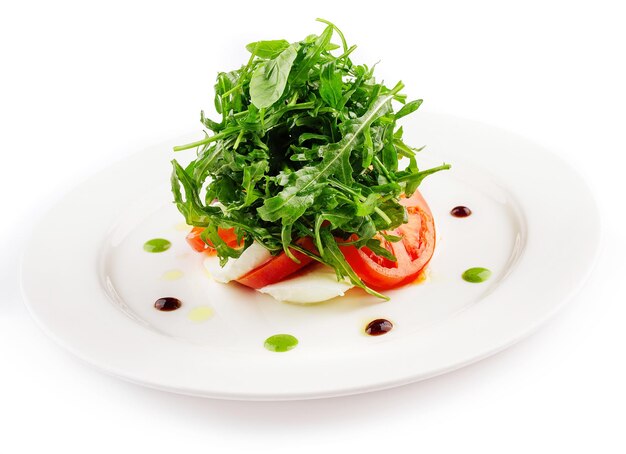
[203,241,271,283]
[203,241,354,303]
[258,264,354,304]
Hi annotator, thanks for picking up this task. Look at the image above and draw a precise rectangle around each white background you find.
[1,1,625,452]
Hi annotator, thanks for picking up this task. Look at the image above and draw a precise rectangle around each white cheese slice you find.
[258,264,354,304]
[203,241,272,283]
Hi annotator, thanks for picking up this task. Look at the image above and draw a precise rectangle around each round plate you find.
[20,113,600,400]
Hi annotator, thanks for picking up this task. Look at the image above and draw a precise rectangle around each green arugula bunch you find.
[171,19,450,298]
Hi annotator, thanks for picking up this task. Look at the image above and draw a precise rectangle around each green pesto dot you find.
[462,267,492,283]
[143,238,171,253]
[264,334,298,352]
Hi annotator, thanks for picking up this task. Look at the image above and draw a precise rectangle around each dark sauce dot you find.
[450,206,472,218]
[154,297,182,312]
[365,319,393,336]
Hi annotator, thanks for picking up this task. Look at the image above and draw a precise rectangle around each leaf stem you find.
[173,130,233,152]
[373,155,394,181]
[397,163,452,182]
[329,179,392,226]
[316,18,348,54]
[221,84,242,99]
[233,129,245,150]
[335,44,357,62]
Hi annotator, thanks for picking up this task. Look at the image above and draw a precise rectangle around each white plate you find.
[20,113,600,400]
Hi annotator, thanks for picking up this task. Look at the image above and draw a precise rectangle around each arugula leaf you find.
[171,19,450,299]
[289,25,334,85]
[318,229,387,300]
[202,225,243,266]
[241,159,268,207]
[365,238,397,262]
[257,166,325,223]
[319,61,343,109]
[246,40,290,59]
[250,44,299,109]
[395,99,423,120]
[399,163,451,196]
[257,83,403,224]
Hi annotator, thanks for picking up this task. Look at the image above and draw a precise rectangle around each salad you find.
[171,19,450,303]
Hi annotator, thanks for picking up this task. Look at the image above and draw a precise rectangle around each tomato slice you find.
[340,190,435,290]
[186,227,242,254]
[235,237,317,289]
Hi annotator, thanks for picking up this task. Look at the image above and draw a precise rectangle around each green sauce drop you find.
[462,267,492,283]
[264,334,298,352]
[143,238,171,253]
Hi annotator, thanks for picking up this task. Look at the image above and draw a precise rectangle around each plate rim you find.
[20,113,602,400]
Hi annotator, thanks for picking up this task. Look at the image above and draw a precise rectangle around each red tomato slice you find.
[186,227,242,254]
[340,190,435,290]
[235,237,317,289]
